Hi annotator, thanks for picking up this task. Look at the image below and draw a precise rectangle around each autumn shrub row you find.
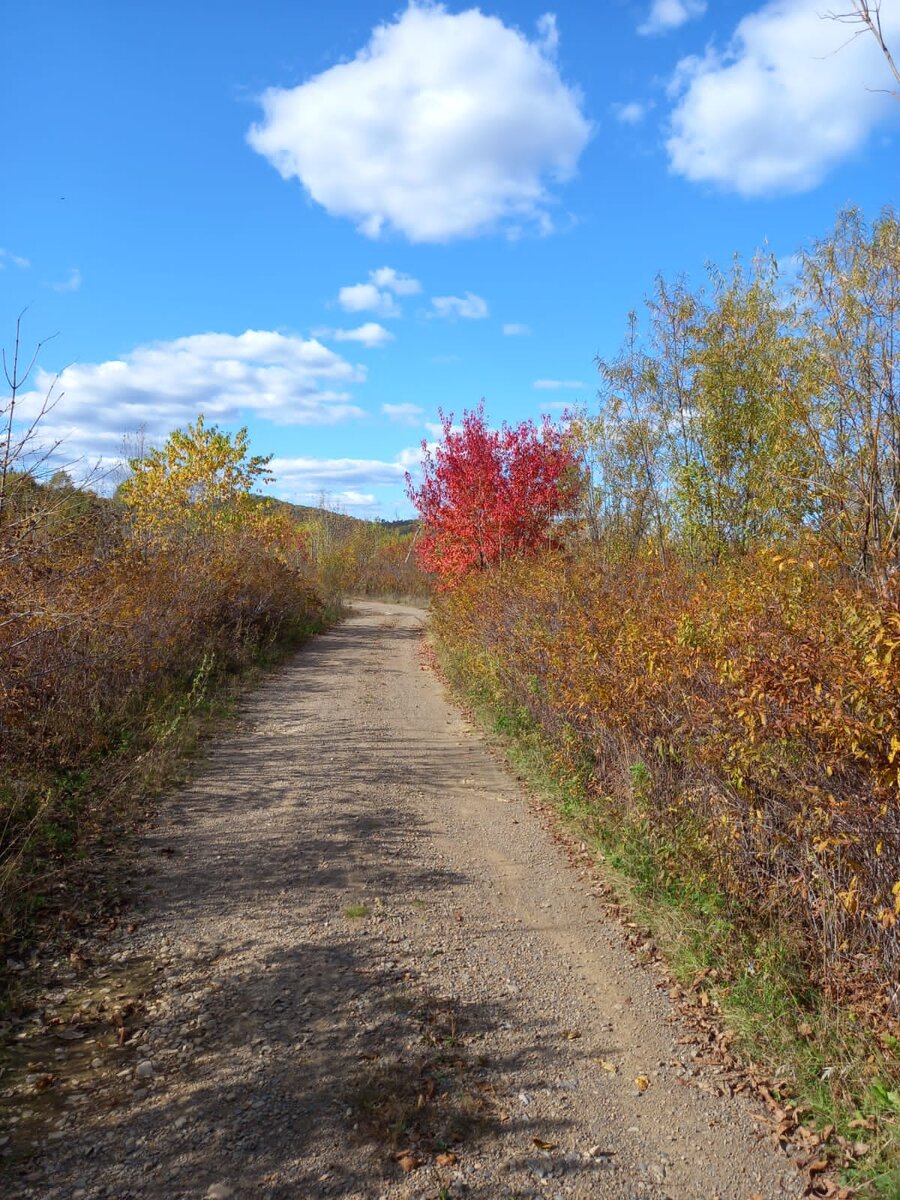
[434,551,900,1012]
[1,536,321,774]
[302,509,431,601]
[0,449,326,945]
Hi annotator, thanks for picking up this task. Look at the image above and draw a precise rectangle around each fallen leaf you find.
[396,1153,419,1173]
[532,1138,557,1151]
[634,1075,650,1093]
[596,1059,617,1074]
[435,1152,457,1167]
[798,1022,813,1037]
[807,1159,829,1175]
[562,1029,581,1040]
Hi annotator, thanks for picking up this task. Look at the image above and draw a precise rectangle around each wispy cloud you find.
[0,248,30,270]
[613,101,648,125]
[52,268,82,293]
[269,451,415,511]
[533,378,587,390]
[332,322,394,348]
[502,322,531,337]
[638,0,706,37]
[369,267,422,296]
[431,292,489,320]
[382,402,424,425]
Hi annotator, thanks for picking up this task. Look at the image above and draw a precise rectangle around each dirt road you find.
[5,601,806,1199]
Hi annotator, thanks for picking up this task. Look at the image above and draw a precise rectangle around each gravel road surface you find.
[3,601,806,1199]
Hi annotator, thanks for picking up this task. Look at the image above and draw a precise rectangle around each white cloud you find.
[269,452,414,509]
[382,402,424,424]
[52,268,82,292]
[666,0,900,196]
[14,330,366,468]
[613,101,648,125]
[423,421,466,441]
[247,3,592,242]
[777,251,803,281]
[335,490,379,510]
[431,292,489,320]
[533,378,586,390]
[370,267,422,296]
[336,266,422,318]
[332,322,394,347]
[0,248,30,270]
[639,0,706,36]
[503,322,531,336]
[397,443,430,469]
[338,282,400,319]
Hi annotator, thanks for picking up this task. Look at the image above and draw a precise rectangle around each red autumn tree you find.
[405,403,578,587]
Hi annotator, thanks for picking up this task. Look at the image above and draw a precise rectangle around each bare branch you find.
[827,1,900,96]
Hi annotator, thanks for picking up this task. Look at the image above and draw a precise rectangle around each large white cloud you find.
[666,0,900,195]
[15,330,366,469]
[247,3,592,242]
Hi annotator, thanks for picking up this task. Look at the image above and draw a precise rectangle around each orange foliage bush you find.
[2,540,319,770]
[0,473,322,932]
[435,551,900,1005]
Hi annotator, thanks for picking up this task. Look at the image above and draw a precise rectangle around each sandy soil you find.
[2,601,807,1199]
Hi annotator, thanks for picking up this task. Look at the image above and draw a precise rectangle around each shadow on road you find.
[6,607,584,1198]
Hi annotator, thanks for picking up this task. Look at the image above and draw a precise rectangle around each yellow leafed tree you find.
[119,416,273,546]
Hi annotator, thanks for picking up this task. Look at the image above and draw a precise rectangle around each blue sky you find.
[2,0,898,517]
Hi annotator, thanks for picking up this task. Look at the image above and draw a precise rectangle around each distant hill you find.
[260,496,419,537]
